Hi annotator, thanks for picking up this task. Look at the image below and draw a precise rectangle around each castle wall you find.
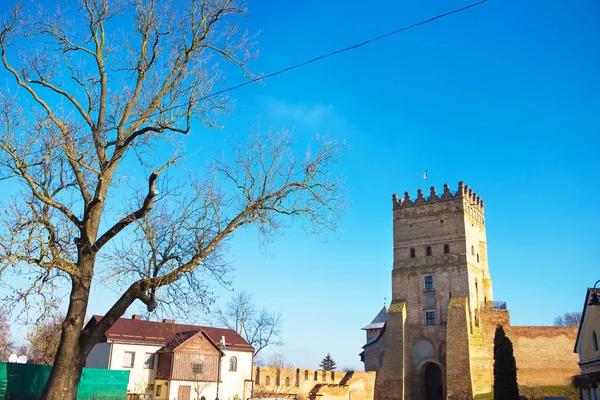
[319,373,376,400]
[510,326,579,386]
[475,310,578,390]
[252,366,375,400]
[446,297,474,398]
[374,301,407,400]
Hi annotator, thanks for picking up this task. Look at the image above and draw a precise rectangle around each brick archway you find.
[416,358,445,400]
[424,362,443,400]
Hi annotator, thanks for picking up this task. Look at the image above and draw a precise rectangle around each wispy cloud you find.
[259,96,339,126]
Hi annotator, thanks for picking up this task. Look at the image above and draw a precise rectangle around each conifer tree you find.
[319,353,337,371]
[493,325,519,400]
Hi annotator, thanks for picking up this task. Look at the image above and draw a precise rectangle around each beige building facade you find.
[573,287,600,400]
[364,182,579,400]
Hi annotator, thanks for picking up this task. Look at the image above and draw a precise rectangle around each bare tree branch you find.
[0,1,344,399]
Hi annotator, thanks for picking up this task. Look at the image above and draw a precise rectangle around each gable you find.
[174,331,220,355]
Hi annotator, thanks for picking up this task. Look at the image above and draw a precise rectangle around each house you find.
[84,315,254,400]
[573,287,600,400]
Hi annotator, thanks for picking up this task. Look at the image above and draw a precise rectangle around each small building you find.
[573,287,600,400]
[359,307,387,372]
[84,314,254,400]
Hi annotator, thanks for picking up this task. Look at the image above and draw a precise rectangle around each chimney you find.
[132,314,142,320]
[163,319,175,324]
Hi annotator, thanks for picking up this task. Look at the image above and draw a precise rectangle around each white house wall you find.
[85,342,111,369]
[219,350,253,400]
[108,342,164,394]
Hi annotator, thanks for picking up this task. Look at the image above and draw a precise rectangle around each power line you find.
[12,0,488,155]
[202,0,488,101]
[118,0,488,129]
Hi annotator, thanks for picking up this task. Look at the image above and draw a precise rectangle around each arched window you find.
[426,246,432,256]
[593,331,598,352]
[265,375,271,386]
[444,244,450,254]
[410,248,416,258]
[201,397,206,400]
[229,356,237,371]
[285,377,291,386]
[471,245,475,256]
[305,370,309,380]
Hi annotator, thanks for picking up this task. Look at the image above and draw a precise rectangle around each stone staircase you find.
[338,371,355,386]
[308,371,356,400]
[308,383,325,400]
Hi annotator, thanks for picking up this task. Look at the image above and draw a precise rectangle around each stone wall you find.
[252,366,375,400]
[510,326,579,386]
[474,310,578,390]
[446,296,474,398]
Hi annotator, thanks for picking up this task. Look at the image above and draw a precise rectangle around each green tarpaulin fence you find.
[0,362,129,399]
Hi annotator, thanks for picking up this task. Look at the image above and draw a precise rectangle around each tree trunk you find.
[40,267,92,400]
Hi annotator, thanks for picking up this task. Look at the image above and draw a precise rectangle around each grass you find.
[475,385,578,400]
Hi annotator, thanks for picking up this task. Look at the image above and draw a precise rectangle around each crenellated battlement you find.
[392,181,485,214]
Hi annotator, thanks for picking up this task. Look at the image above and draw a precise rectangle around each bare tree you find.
[0,1,345,399]
[267,352,293,369]
[0,314,14,360]
[22,313,65,365]
[553,312,582,327]
[213,291,282,357]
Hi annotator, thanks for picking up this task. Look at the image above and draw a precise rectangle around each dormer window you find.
[426,246,432,256]
[410,248,416,258]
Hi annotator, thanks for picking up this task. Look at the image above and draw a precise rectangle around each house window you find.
[192,361,204,375]
[156,385,162,396]
[477,253,480,263]
[229,356,237,371]
[426,246,432,256]
[305,370,309,380]
[471,245,475,256]
[144,353,154,369]
[593,331,598,352]
[410,248,416,258]
[425,311,436,325]
[444,244,450,254]
[123,351,135,368]
[265,375,271,386]
[424,275,434,290]
[285,377,291,386]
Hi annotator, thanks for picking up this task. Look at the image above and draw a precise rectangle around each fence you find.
[0,362,129,399]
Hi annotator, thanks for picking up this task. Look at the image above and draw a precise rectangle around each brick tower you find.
[374,181,494,400]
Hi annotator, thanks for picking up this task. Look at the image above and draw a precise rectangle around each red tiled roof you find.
[87,315,254,352]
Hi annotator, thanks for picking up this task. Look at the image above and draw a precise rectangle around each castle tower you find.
[374,182,494,400]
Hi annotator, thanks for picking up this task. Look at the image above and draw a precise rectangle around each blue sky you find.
[3,0,600,371]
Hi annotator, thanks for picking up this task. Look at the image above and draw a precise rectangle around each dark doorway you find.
[424,363,443,400]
